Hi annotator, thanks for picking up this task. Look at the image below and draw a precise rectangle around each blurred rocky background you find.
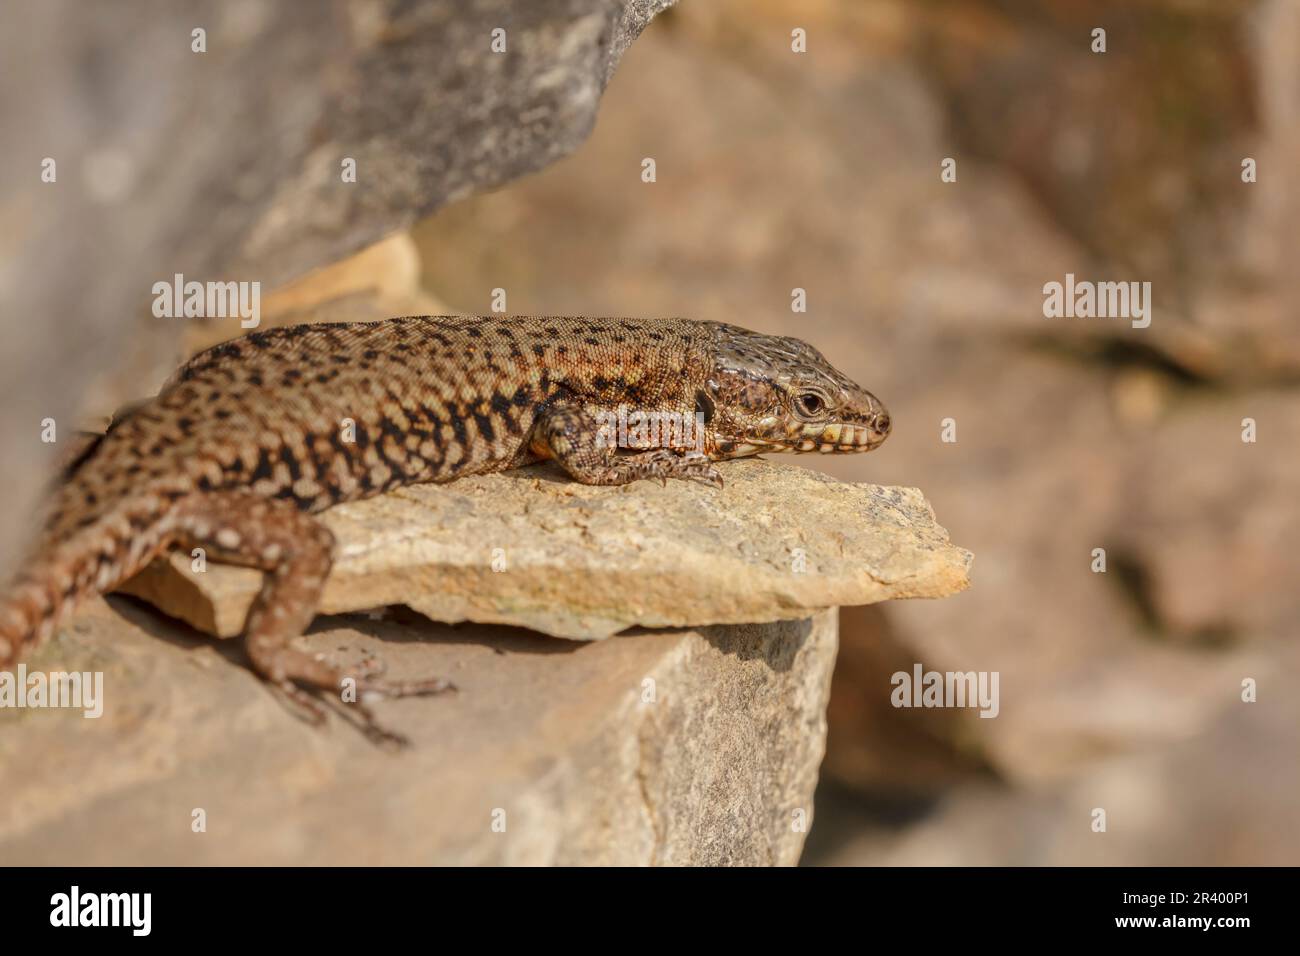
[408,0,1299,864]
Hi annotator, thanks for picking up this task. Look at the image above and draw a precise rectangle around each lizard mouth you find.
[713,411,891,458]
[792,420,890,453]
[722,420,889,457]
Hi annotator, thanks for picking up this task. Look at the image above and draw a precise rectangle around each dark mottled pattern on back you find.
[56,317,708,529]
[0,316,888,733]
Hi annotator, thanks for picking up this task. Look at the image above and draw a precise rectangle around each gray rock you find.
[0,0,674,579]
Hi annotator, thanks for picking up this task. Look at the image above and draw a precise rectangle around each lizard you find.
[0,316,891,743]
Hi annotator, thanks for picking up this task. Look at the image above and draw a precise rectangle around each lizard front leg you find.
[169,490,453,746]
[530,401,723,487]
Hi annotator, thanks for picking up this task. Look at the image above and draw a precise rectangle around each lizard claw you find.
[349,674,457,749]
[350,653,388,679]
[360,714,413,750]
[358,675,457,701]
[276,680,330,727]
[672,454,724,488]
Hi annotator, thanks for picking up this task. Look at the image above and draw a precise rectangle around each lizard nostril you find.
[875,413,891,434]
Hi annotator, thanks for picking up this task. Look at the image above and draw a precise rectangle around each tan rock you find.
[3,451,967,865]
[0,598,837,866]
[183,232,451,356]
[117,459,971,641]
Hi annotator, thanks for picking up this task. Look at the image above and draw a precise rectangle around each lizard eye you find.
[795,392,826,418]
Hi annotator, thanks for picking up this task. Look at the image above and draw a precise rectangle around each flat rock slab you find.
[119,459,972,640]
[0,600,837,866]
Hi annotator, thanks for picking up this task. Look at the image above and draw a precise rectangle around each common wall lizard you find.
[1,316,890,741]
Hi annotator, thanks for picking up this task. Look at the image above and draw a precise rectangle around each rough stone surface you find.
[0,600,837,866]
[118,459,972,640]
[0,0,674,581]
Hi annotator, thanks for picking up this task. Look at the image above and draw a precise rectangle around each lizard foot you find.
[661,452,725,489]
[611,449,724,488]
[531,402,724,488]
[171,490,455,747]
[266,642,457,748]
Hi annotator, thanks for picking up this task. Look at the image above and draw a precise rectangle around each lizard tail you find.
[0,499,176,671]
[0,568,69,669]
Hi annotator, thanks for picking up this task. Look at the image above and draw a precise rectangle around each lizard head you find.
[700,324,891,458]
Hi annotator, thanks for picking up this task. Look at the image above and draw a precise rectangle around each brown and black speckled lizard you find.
[1,316,890,742]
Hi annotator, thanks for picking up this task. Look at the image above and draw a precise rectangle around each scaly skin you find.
[0,316,889,742]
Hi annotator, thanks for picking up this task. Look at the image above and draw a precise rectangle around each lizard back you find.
[0,313,890,735]
[2,316,715,664]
